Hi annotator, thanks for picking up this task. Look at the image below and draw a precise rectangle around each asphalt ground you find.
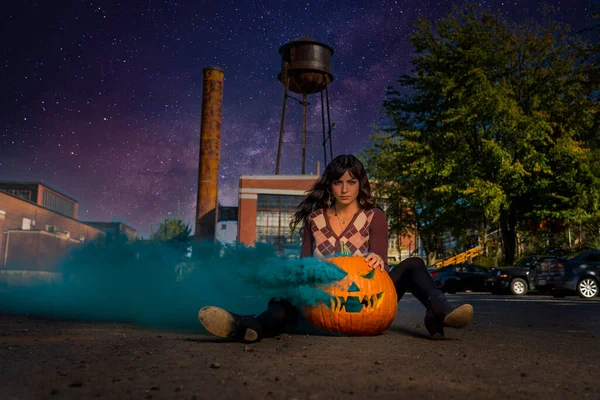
[1,293,599,400]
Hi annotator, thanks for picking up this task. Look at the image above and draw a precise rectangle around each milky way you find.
[0,0,594,237]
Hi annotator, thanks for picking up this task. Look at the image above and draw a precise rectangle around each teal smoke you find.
[0,239,348,330]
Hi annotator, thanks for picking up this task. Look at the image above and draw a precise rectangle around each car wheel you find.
[577,277,598,298]
[510,278,528,296]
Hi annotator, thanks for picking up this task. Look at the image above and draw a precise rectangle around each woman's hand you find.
[365,252,385,271]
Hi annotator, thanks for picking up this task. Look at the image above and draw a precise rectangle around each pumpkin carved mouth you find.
[329,292,385,313]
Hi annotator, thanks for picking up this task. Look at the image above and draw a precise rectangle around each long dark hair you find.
[289,154,377,233]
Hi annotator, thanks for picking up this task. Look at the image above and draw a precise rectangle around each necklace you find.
[334,205,360,225]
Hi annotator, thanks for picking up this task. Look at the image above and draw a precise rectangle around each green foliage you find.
[581,215,600,249]
[150,217,193,250]
[363,3,600,264]
[472,255,503,269]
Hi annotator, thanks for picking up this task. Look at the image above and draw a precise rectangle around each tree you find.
[150,217,193,250]
[363,3,600,264]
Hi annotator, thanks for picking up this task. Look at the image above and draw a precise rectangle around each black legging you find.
[389,257,438,305]
[256,257,438,337]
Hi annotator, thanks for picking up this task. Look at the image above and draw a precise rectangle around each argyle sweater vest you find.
[306,208,377,259]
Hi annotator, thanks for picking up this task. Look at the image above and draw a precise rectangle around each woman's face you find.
[330,171,360,207]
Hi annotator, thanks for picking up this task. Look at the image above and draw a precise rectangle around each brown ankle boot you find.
[198,306,263,343]
[424,292,473,339]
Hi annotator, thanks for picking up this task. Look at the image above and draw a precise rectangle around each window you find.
[256,194,305,257]
[42,190,75,218]
[6,189,33,201]
[455,265,468,273]
[469,265,487,273]
[221,224,226,230]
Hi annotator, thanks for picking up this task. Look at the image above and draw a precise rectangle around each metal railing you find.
[433,246,483,268]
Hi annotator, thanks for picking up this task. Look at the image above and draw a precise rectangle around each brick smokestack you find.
[195,66,224,242]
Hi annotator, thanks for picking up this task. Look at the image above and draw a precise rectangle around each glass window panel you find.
[257,195,267,208]
[255,194,310,256]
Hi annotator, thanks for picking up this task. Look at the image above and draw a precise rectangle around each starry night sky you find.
[0,0,595,237]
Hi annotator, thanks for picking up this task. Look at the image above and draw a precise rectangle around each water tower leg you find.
[325,83,333,160]
[321,89,327,166]
[275,77,290,175]
[302,94,307,175]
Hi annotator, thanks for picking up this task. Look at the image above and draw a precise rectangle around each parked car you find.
[429,264,489,294]
[536,249,600,298]
[486,254,566,296]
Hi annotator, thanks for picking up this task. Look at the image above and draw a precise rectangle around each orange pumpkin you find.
[302,255,398,336]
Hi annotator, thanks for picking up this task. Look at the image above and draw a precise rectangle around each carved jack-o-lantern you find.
[302,256,398,336]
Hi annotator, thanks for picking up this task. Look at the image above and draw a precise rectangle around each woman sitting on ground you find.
[199,154,473,342]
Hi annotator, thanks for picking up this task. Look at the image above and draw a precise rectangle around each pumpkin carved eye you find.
[362,270,375,279]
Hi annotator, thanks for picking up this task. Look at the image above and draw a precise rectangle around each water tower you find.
[275,37,335,174]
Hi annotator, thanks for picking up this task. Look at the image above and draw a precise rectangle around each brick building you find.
[236,174,417,262]
[0,190,107,275]
[0,181,139,277]
[0,181,79,219]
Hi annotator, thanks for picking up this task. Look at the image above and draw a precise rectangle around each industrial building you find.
[237,174,314,257]
[0,182,136,274]
[0,181,80,219]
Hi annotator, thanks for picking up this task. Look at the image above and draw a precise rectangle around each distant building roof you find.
[0,181,78,202]
[0,190,101,232]
[81,221,137,232]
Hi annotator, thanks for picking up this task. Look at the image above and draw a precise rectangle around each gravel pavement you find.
[1,293,599,400]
